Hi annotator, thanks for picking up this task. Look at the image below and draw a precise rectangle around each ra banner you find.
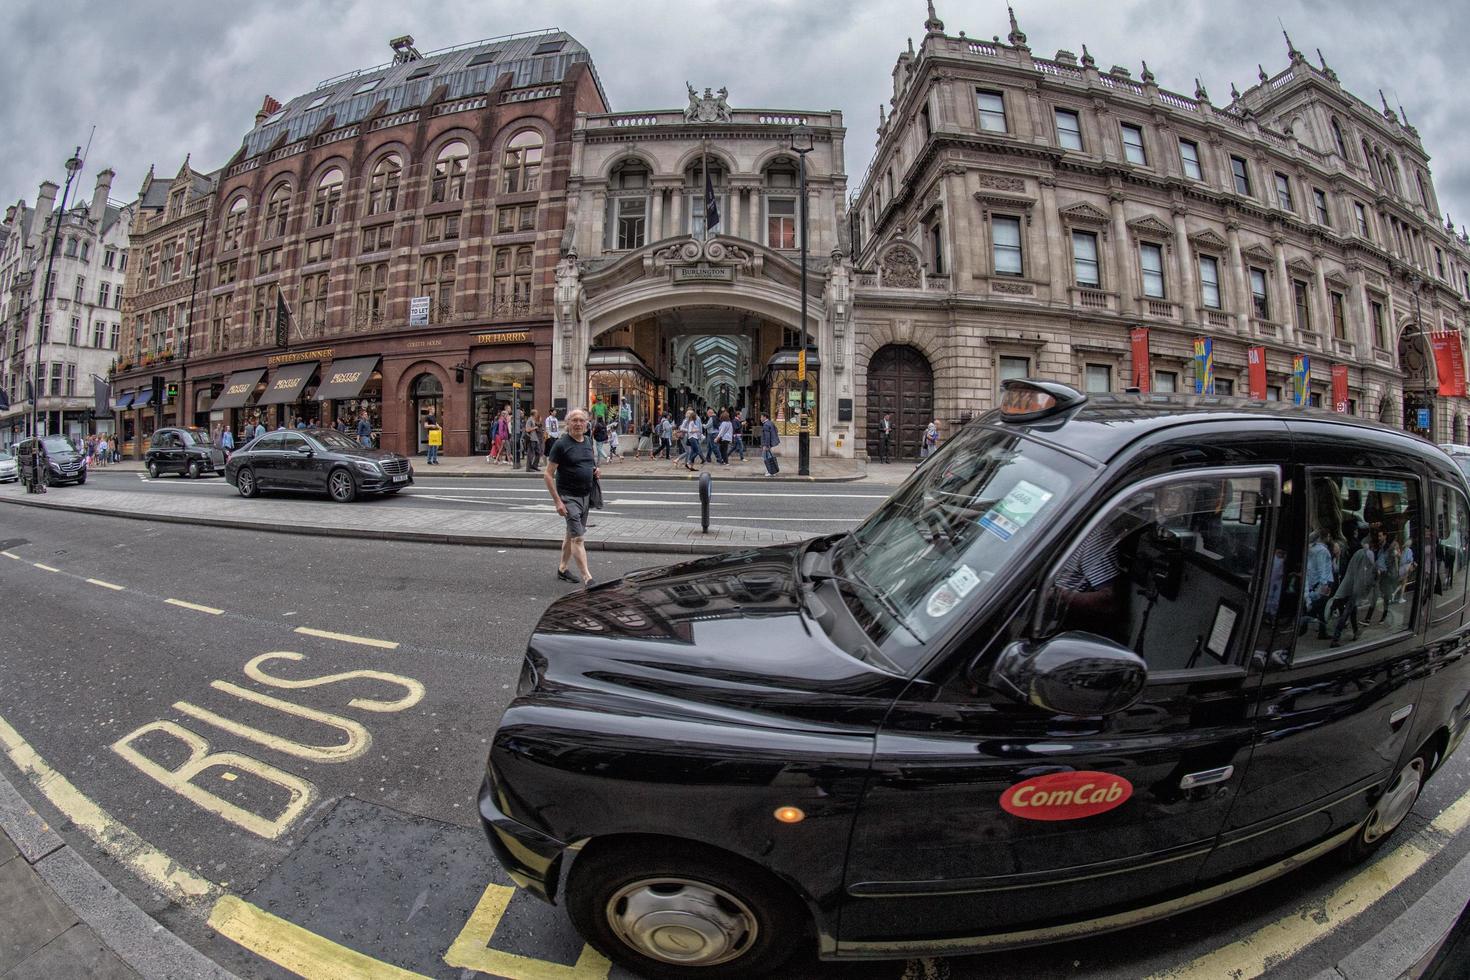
[1331,364,1349,413]
[1431,330,1467,397]
[1193,337,1214,394]
[1247,346,1267,400]
[1130,327,1151,392]
[1292,354,1311,406]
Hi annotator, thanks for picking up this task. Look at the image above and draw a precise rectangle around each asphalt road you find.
[80,467,888,529]
[1,506,1468,979]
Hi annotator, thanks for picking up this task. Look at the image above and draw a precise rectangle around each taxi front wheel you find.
[1342,753,1428,865]
[566,838,808,979]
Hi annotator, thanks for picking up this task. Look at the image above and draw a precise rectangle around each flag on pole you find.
[702,141,720,237]
[92,376,111,417]
[0,387,9,412]
[274,290,291,347]
[1193,337,1214,394]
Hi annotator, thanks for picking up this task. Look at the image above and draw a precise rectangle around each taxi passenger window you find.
[1041,471,1277,672]
[1296,473,1420,655]
[1432,484,1470,622]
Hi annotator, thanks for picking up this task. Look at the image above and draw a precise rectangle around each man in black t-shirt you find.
[544,408,599,586]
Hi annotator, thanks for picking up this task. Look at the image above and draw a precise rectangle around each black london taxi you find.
[480,380,1470,978]
[224,427,412,502]
[144,426,226,479]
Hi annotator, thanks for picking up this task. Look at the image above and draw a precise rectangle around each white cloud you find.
[3,0,1466,237]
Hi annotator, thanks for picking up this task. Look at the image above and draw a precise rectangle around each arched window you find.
[313,168,344,226]
[763,158,800,249]
[607,160,649,249]
[1363,141,1379,184]
[419,254,456,322]
[299,271,329,337]
[264,183,291,239]
[221,196,248,251]
[1330,117,1348,158]
[367,154,402,215]
[431,141,469,203]
[354,262,388,328]
[502,131,543,193]
[491,246,534,315]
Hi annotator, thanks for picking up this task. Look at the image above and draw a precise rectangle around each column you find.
[1313,253,1331,344]
[1036,177,1060,294]
[1171,207,1197,328]
[589,191,607,255]
[1273,239,1295,344]
[1350,265,1374,353]
[650,187,664,242]
[1226,221,1250,335]
[1109,191,1135,314]
[670,190,684,237]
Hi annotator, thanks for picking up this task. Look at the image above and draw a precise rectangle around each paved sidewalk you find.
[93,453,920,485]
[0,483,812,555]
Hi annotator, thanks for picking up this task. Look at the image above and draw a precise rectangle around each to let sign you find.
[408,296,431,327]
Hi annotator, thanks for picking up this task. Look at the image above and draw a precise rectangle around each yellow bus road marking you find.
[165,598,223,615]
[209,895,431,979]
[1152,783,1470,979]
[86,578,126,591]
[32,562,59,572]
[446,883,611,979]
[293,626,400,650]
[0,710,218,905]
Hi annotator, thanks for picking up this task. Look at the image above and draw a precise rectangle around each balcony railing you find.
[1331,338,1357,359]
[1203,309,1232,330]
[1143,297,1178,319]
[1070,287,1115,311]
[1251,319,1282,341]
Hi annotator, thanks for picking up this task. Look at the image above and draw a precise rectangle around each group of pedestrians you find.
[1302,523,1416,647]
[83,434,114,467]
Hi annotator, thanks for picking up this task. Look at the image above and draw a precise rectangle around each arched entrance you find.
[1399,328,1435,440]
[865,344,933,459]
[410,373,443,455]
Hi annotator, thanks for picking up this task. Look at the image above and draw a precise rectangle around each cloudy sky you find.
[3,0,1466,234]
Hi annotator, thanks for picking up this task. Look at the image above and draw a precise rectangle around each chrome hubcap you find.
[1364,757,1424,843]
[239,472,253,493]
[606,877,757,967]
[331,473,351,498]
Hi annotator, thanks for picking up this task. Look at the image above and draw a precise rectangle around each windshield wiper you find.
[806,568,925,647]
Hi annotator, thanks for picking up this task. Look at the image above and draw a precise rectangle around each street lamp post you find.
[31,148,84,439]
[787,123,814,476]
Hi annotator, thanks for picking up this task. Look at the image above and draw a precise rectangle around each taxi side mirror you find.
[989,632,1148,716]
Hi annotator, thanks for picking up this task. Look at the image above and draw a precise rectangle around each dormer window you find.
[304,94,329,111]
[352,78,382,96]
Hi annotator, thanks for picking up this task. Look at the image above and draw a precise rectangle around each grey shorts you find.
[562,494,591,538]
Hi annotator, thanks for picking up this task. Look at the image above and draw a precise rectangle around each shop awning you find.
[212,369,267,410]
[113,392,135,410]
[586,348,656,380]
[132,388,154,409]
[314,356,380,401]
[257,362,318,406]
[765,348,821,371]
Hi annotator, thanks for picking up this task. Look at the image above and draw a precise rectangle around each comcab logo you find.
[1000,770,1133,821]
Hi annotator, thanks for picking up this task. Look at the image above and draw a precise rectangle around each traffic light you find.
[151,376,164,406]
[166,381,179,402]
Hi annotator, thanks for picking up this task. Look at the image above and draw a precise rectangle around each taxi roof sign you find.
[999,379,1086,422]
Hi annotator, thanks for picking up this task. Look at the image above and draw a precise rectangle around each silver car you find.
[0,451,17,483]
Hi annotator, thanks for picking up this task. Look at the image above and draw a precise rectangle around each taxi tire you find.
[188,461,201,479]
[1341,752,1429,865]
[566,838,807,980]
[147,460,160,479]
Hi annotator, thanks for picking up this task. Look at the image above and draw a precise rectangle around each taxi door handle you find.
[1390,704,1413,729]
[1180,766,1234,790]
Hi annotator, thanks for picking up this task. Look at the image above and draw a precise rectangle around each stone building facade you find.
[0,170,131,448]
[554,89,853,451]
[850,5,1470,458]
[112,29,608,457]
[112,159,216,453]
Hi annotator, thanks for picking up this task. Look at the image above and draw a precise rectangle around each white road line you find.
[293,626,399,650]
[408,485,886,499]
[164,598,224,615]
[685,515,859,522]
[86,578,126,591]
[32,562,60,572]
[1,551,20,560]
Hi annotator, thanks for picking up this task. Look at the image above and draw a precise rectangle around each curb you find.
[98,464,877,484]
[0,759,239,980]
[0,494,764,556]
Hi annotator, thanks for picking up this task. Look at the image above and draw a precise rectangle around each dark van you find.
[15,435,87,488]
[480,380,1470,978]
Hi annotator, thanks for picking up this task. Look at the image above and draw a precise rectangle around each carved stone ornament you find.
[1287,256,1316,277]
[1189,228,1229,251]
[978,173,1026,192]
[992,281,1035,295]
[684,83,733,123]
[1126,214,1175,241]
[1059,202,1111,227]
[644,236,760,279]
[879,243,922,288]
[1242,243,1275,264]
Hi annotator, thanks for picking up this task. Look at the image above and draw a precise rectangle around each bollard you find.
[698,471,712,533]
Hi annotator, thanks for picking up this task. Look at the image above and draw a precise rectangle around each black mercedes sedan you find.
[145,426,226,479]
[224,427,412,502]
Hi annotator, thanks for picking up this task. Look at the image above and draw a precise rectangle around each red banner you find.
[1431,331,1467,397]
[1130,327,1151,392]
[1331,364,1349,413]
[1247,346,1267,400]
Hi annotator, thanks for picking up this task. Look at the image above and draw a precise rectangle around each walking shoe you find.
[557,568,578,583]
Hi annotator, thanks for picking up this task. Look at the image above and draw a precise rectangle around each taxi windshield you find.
[183,428,214,447]
[834,425,1087,670]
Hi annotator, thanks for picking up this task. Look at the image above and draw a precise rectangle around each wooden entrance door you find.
[865,345,933,460]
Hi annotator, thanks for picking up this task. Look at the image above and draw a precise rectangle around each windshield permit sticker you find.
[1000,771,1134,821]
[948,564,981,599]
[926,584,960,619]
[978,480,1055,542]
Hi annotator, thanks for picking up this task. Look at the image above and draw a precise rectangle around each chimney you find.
[254,94,282,127]
[34,181,58,246]
[90,168,114,224]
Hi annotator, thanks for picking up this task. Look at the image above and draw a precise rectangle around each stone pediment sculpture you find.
[1286,256,1316,277]
[645,235,761,278]
[879,242,922,288]
[1059,202,1111,227]
[1243,243,1275,264]
[1190,228,1229,251]
[684,83,733,123]
[1126,214,1175,242]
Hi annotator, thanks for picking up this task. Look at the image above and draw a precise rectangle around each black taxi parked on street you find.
[144,426,227,479]
[224,427,412,502]
[480,380,1470,978]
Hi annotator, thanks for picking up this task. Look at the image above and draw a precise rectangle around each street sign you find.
[408,296,430,327]
[1418,407,1431,429]
[797,349,806,382]
[512,382,522,389]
